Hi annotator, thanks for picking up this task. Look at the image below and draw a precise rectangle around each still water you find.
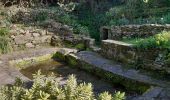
[20,59,138,98]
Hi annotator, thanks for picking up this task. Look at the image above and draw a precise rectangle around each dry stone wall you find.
[9,25,54,50]
[101,40,170,74]
[100,24,170,40]
[8,24,95,51]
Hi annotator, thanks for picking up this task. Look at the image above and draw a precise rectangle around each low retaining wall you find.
[101,40,170,74]
[100,24,170,40]
[8,24,95,51]
[9,25,54,50]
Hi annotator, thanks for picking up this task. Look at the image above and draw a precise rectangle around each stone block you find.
[34,36,52,44]
[14,34,33,45]
[25,43,35,48]
[32,33,40,37]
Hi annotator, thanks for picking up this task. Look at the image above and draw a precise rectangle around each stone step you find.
[64,51,170,92]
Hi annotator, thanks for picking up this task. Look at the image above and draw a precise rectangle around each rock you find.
[34,36,51,44]
[101,40,135,63]
[39,30,46,36]
[143,87,163,98]
[19,29,25,34]
[14,35,27,44]
[14,34,33,45]
[83,37,95,48]
[46,31,53,35]
[9,30,18,36]
[25,43,35,48]
[32,33,40,37]
[51,35,62,46]
[10,35,15,39]
[101,24,170,40]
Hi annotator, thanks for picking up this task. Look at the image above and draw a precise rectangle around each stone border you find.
[53,50,170,93]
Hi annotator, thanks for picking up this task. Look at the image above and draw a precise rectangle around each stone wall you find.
[9,25,54,50]
[8,24,95,51]
[100,24,170,40]
[101,40,170,74]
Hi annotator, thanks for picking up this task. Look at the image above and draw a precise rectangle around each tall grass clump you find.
[0,70,125,100]
[0,28,11,54]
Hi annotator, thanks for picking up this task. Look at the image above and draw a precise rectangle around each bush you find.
[162,13,170,24]
[0,28,9,36]
[0,37,11,54]
[124,31,170,50]
[0,70,126,100]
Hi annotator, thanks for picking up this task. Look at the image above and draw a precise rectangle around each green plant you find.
[0,37,11,54]
[0,28,9,36]
[0,28,11,54]
[162,13,170,24]
[123,31,170,50]
[0,70,126,100]
[75,43,85,50]
[32,10,49,22]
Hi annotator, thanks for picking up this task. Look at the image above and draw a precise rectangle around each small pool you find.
[20,59,139,98]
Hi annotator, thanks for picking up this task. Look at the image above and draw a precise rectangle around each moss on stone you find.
[75,43,85,50]
[10,54,53,69]
[77,61,150,93]
[66,54,79,67]
[52,52,65,61]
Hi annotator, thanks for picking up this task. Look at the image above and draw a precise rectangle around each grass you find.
[0,28,9,36]
[121,31,170,49]
[0,28,11,54]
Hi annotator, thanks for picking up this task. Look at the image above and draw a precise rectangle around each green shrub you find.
[75,43,85,50]
[123,31,170,50]
[32,10,49,22]
[0,70,125,100]
[122,31,170,49]
[0,37,11,54]
[162,13,170,24]
[0,28,9,36]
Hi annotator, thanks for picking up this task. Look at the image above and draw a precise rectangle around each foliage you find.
[75,43,85,50]
[32,10,49,22]
[106,0,170,25]
[0,70,126,100]
[162,13,170,24]
[0,28,11,54]
[123,31,170,50]
[0,28,9,36]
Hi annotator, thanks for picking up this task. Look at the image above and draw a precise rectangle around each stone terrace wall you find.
[8,24,95,51]
[100,24,170,40]
[9,25,54,50]
[101,40,170,74]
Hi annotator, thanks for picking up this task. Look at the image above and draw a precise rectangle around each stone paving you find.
[0,47,60,85]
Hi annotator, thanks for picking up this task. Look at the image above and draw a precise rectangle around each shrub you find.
[0,37,11,54]
[0,70,126,100]
[0,28,9,36]
[162,13,170,24]
[32,10,49,22]
[128,31,170,50]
